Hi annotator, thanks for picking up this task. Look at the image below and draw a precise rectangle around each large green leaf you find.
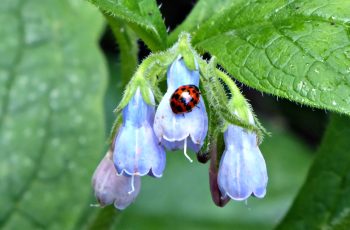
[168,0,234,46]
[193,0,350,115]
[88,0,167,51]
[277,114,350,230]
[0,0,107,229]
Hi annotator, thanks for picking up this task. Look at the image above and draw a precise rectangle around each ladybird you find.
[170,84,200,114]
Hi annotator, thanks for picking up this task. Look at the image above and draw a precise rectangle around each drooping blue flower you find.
[153,56,208,161]
[217,124,268,201]
[92,150,141,210]
[113,87,166,177]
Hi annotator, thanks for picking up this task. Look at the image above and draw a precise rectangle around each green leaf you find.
[168,0,234,45]
[277,114,350,230]
[194,0,350,115]
[0,0,107,229]
[88,0,167,51]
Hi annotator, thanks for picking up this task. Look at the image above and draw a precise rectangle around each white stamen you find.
[183,138,193,163]
[128,175,135,194]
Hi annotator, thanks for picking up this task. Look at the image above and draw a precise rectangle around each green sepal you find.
[139,78,154,106]
[108,114,123,145]
[215,131,225,169]
[197,83,215,163]
[177,33,197,71]
[113,79,138,114]
[200,56,265,141]
[151,85,165,103]
[113,48,177,112]
[207,58,229,105]
[253,115,271,143]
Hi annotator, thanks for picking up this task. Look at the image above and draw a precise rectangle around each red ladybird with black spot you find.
[170,84,201,114]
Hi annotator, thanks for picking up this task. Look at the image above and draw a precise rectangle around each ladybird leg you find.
[182,113,185,118]
[183,138,193,163]
[128,175,135,194]
[196,105,200,109]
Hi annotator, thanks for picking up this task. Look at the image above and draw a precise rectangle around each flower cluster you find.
[91,39,268,209]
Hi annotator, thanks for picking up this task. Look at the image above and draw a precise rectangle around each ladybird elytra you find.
[169,84,200,114]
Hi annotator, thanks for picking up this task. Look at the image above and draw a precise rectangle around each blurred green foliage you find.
[278,115,350,230]
[0,0,107,229]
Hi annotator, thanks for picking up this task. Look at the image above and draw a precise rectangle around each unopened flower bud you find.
[92,150,141,210]
[209,139,230,207]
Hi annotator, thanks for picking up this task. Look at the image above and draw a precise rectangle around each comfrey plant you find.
[91,34,268,209]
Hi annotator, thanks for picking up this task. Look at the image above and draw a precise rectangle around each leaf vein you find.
[0,1,25,130]
[0,108,52,227]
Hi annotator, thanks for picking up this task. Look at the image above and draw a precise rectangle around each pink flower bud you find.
[92,150,141,210]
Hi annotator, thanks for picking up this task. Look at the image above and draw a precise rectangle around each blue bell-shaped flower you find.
[153,56,208,162]
[217,124,268,201]
[113,88,166,177]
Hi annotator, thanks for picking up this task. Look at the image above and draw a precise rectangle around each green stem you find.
[133,51,177,85]
[214,69,249,121]
[86,206,120,230]
[106,15,138,88]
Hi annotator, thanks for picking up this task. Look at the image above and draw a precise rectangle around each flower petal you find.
[113,124,166,177]
[249,147,268,198]
[113,175,141,210]
[123,88,155,127]
[153,92,208,151]
[166,56,199,92]
[160,136,201,152]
